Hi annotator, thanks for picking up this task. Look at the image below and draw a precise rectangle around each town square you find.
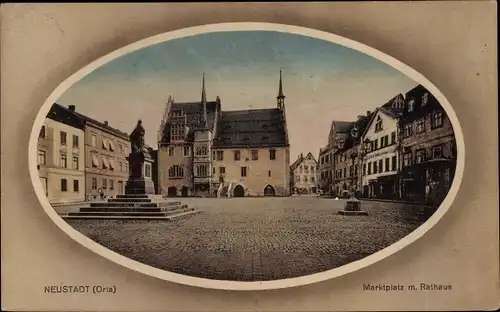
[35,30,458,281]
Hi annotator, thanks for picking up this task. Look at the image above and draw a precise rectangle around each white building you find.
[290,152,319,194]
[37,105,86,203]
[360,94,404,199]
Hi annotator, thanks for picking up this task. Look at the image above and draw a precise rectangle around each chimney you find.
[68,105,75,112]
[104,121,109,126]
[366,110,371,116]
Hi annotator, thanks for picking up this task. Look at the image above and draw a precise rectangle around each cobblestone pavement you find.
[67,197,430,281]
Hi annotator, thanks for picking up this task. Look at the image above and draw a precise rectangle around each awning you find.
[108,140,115,152]
[92,155,99,167]
[108,159,115,170]
[102,157,109,168]
[102,138,108,149]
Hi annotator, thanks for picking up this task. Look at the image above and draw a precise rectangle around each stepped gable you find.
[160,100,219,144]
[214,108,289,148]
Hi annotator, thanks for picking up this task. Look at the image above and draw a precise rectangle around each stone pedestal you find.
[338,197,369,216]
[125,150,155,195]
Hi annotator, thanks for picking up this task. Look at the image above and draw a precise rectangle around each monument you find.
[125,120,155,195]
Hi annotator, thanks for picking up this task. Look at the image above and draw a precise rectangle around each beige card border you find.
[28,22,466,291]
[2,3,498,311]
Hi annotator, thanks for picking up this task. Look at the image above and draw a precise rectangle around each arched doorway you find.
[233,185,245,197]
[181,186,189,197]
[263,184,276,196]
[167,186,177,197]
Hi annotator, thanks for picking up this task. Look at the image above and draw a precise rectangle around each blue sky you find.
[59,30,418,160]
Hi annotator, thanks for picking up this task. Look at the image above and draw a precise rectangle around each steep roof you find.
[47,104,86,130]
[53,103,129,140]
[160,100,219,144]
[290,152,317,171]
[213,108,288,148]
[332,120,355,133]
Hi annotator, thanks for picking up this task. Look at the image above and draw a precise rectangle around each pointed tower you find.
[201,73,208,128]
[277,69,285,110]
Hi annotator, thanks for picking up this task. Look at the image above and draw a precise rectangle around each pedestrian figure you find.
[98,188,104,200]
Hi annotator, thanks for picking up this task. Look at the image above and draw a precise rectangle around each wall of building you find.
[158,143,194,195]
[361,110,399,188]
[37,118,85,203]
[292,156,319,192]
[212,146,290,196]
[84,124,130,200]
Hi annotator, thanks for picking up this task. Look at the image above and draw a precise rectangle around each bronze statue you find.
[130,119,145,153]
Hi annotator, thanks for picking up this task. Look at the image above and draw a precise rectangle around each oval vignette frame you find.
[28,22,466,291]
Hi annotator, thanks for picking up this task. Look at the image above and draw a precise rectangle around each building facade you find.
[399,84,456,205]
[158,72,291,197]
[37,104,86,203]
[360,94,405,199]
[63,104,131,200]
[290,153,319,194]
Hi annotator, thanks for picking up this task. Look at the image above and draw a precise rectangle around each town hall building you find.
[157,71,291,197]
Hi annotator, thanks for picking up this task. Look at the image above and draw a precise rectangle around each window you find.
[296,176,301,182]
[102,178,107,189]
[241,166,247,177]
[195,164,208,177]
[118,144,123,155]
[109,141,114,151]
[343,167,347,178]
[416,118,425,133]
[169,146,174,156]
[422,93,429,106]
[72,156,79,170]
[432,145,443,159]
[60,153,67,168]
[92,177,97,190]
[109,179,114,190]
[91,135,97,147]
[102,139,107,150]
[354,165,358,176]
[251,150,258,161]
[39,126,46,138]
[269,149,276,160]
[416,149,425,163]
[232,150,241,161]
[299,166,303,173]
[73,135,79,147]
[60,131,67,145]
[304,176,308,182]
[373,140,378,150]
[168,165,184,179]
[38,150,46,165]
[73,180,79,192]
[403,153,412,167]
[368,162,372,175]
[304,165,309,173]
[391,131,396,145]
[183,145,191,157]
[392,156,397,171]
[363,164,367,175]
[403,124,412,138]
[145,164,151,178]
[408,99,415,112]
[379,159,383,172]
[311,166,315,173]
[384,158,389,172]
[61,179,67,192]
[373,161,378,174]
[268,170,271,177]
[212,167,216,174]
[216,150,224,161]
[431,110,444,129]
[118,161,122,172]
[219,166,226,175]
[375,116,383,132]
[195,144,208,156]
[311,176,315,182]
[124,163,128,174]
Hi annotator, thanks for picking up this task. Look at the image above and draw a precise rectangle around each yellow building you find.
[61,104,131,200]
[290,153,319,194]
[158,72,291,197]
[37,104,86,203]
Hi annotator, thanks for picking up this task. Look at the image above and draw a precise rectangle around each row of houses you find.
[37,104,138,203]
[317,84,456,205]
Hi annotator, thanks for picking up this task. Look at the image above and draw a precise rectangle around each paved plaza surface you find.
[67,197,432,281]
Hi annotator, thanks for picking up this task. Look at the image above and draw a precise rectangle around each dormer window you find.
[375,116,383,132]
[422,93,429,106]
[408,99,415,112]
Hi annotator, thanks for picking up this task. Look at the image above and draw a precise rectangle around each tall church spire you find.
[201,73,207,127]
[277,69,285,110]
